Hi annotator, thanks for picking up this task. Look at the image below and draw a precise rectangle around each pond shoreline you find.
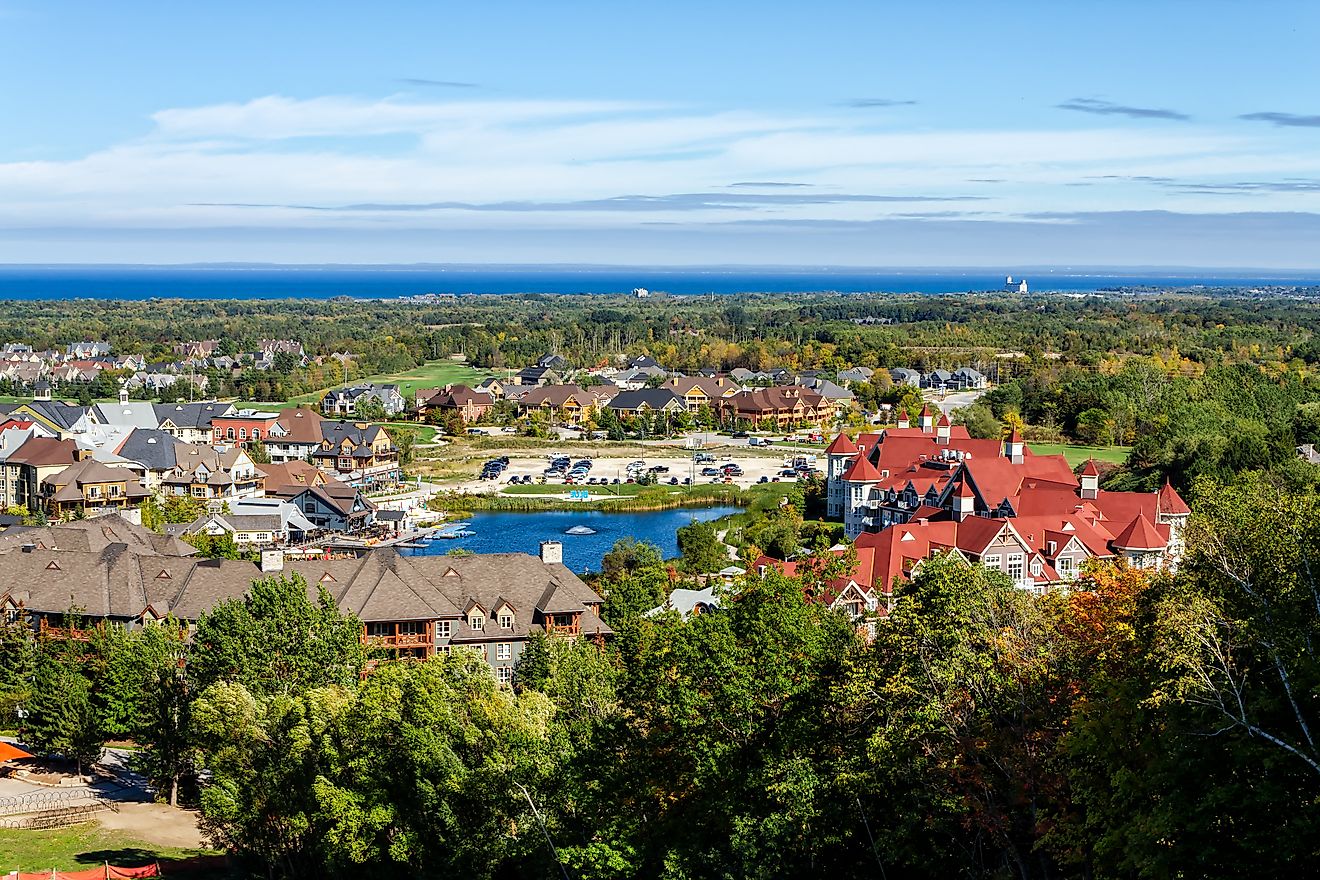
[433,486,754,514]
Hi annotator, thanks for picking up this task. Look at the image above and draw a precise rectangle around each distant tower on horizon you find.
[1005,275,1029,293]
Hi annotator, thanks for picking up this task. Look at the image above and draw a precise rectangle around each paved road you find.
[931,389,986,415]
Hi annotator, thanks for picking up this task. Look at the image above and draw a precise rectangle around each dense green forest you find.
[3,473,1319,879]
[9,289,1320,383]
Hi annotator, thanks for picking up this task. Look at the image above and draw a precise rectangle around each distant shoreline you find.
[1,264,1318,300]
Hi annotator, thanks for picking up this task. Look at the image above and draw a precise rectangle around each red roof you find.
[937,411,951,427]
[919,403,932,417]
[1158,479,1190,515]
[1007,424,1022,442]
[825,433,858,455]
[1079,457,1101,477]
[841,454,882,482]
[1111,514,1167,551]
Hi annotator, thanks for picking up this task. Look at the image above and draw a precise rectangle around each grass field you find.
[235,360,493,410]
[0,823,222,875]
[357,362,489,397]
[1030,444,1131,467]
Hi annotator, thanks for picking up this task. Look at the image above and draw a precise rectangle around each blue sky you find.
[3,0,1319,267]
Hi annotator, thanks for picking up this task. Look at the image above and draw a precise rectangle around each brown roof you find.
[276,407,325,443]
[8,436,78,467]
[258,460,329,493]
[0,520,610,639]
[42,459,152,501]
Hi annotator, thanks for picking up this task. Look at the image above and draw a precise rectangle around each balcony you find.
[362,624,433,649]
[543,614,581,636]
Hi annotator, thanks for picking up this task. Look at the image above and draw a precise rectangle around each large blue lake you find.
[399,506,740,573]
[2,265,1317,299]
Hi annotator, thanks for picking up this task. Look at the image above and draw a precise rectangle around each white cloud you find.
[2,93,1319,236]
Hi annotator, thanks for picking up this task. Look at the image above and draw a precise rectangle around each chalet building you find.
[154,402,235,443]
[716,385,835,428]
[607,389,686,419]
[0,518,609,682]
[3,436,81,510]
[263,406,324,463]
[180,500,314,547]
[514,365,563,387]
[113,428,191,489]
[819,415,1192,592]
[416,384,496,424]
[660,376,739,413]
[836,366,875,386]
[321,384,406,418]
[519,385,619,425]
[312,421,400,488]
[889,368,922,387]
[161,444,264,504]
[40,458,151,518]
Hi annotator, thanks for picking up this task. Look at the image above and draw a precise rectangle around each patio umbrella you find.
[0,741,33,763]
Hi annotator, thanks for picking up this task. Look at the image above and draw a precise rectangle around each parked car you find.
[758,475,769,484]
[682,477,692,485]
[649,465,669,474]
[731,431,749,439]
[669,477,679,485]
[701,467,721,477]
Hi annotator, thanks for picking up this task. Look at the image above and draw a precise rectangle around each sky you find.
[2,0,1319,268]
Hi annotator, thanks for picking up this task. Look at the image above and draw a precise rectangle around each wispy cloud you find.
[841,98,917,108]
[727,181,812,188]
[1239,111,1320,128]
[398,78,480,89]
[193,191,987,214]
[1056,97,1189,121]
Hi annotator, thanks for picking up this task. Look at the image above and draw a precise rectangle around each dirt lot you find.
[96,802,207,849]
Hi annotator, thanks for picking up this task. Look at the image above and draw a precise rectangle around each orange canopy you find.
[0,740,33,762]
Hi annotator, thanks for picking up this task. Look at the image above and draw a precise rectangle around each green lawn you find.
[233,360,494,410]
[358,362,489,399]
[1030,443,1131,467]
[0,822,223,875]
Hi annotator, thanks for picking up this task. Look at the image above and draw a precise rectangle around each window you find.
[496,666,513,684]
[983,554,1001,568]
[366,622,391,637]
[436,620,452,639]
[226,427,235,440]
[87,486,100,498]
[496,643,511,661]
[399,621,426,636]
[1057,556,1076,578]
[499,613,513,629]
[469,614,484,632]
[110,485,121,497]
[1007,554,1024,580]
[254,533,269,542]
[239,428,247,440]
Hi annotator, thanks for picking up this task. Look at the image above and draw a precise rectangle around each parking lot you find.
[451,445,821,495]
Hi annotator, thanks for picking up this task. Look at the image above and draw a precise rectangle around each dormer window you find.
[499,613,513,629]
[469,613,484,631]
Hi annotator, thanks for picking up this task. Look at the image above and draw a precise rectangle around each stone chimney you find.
[260,549,285,573]
[539,540,563,565]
